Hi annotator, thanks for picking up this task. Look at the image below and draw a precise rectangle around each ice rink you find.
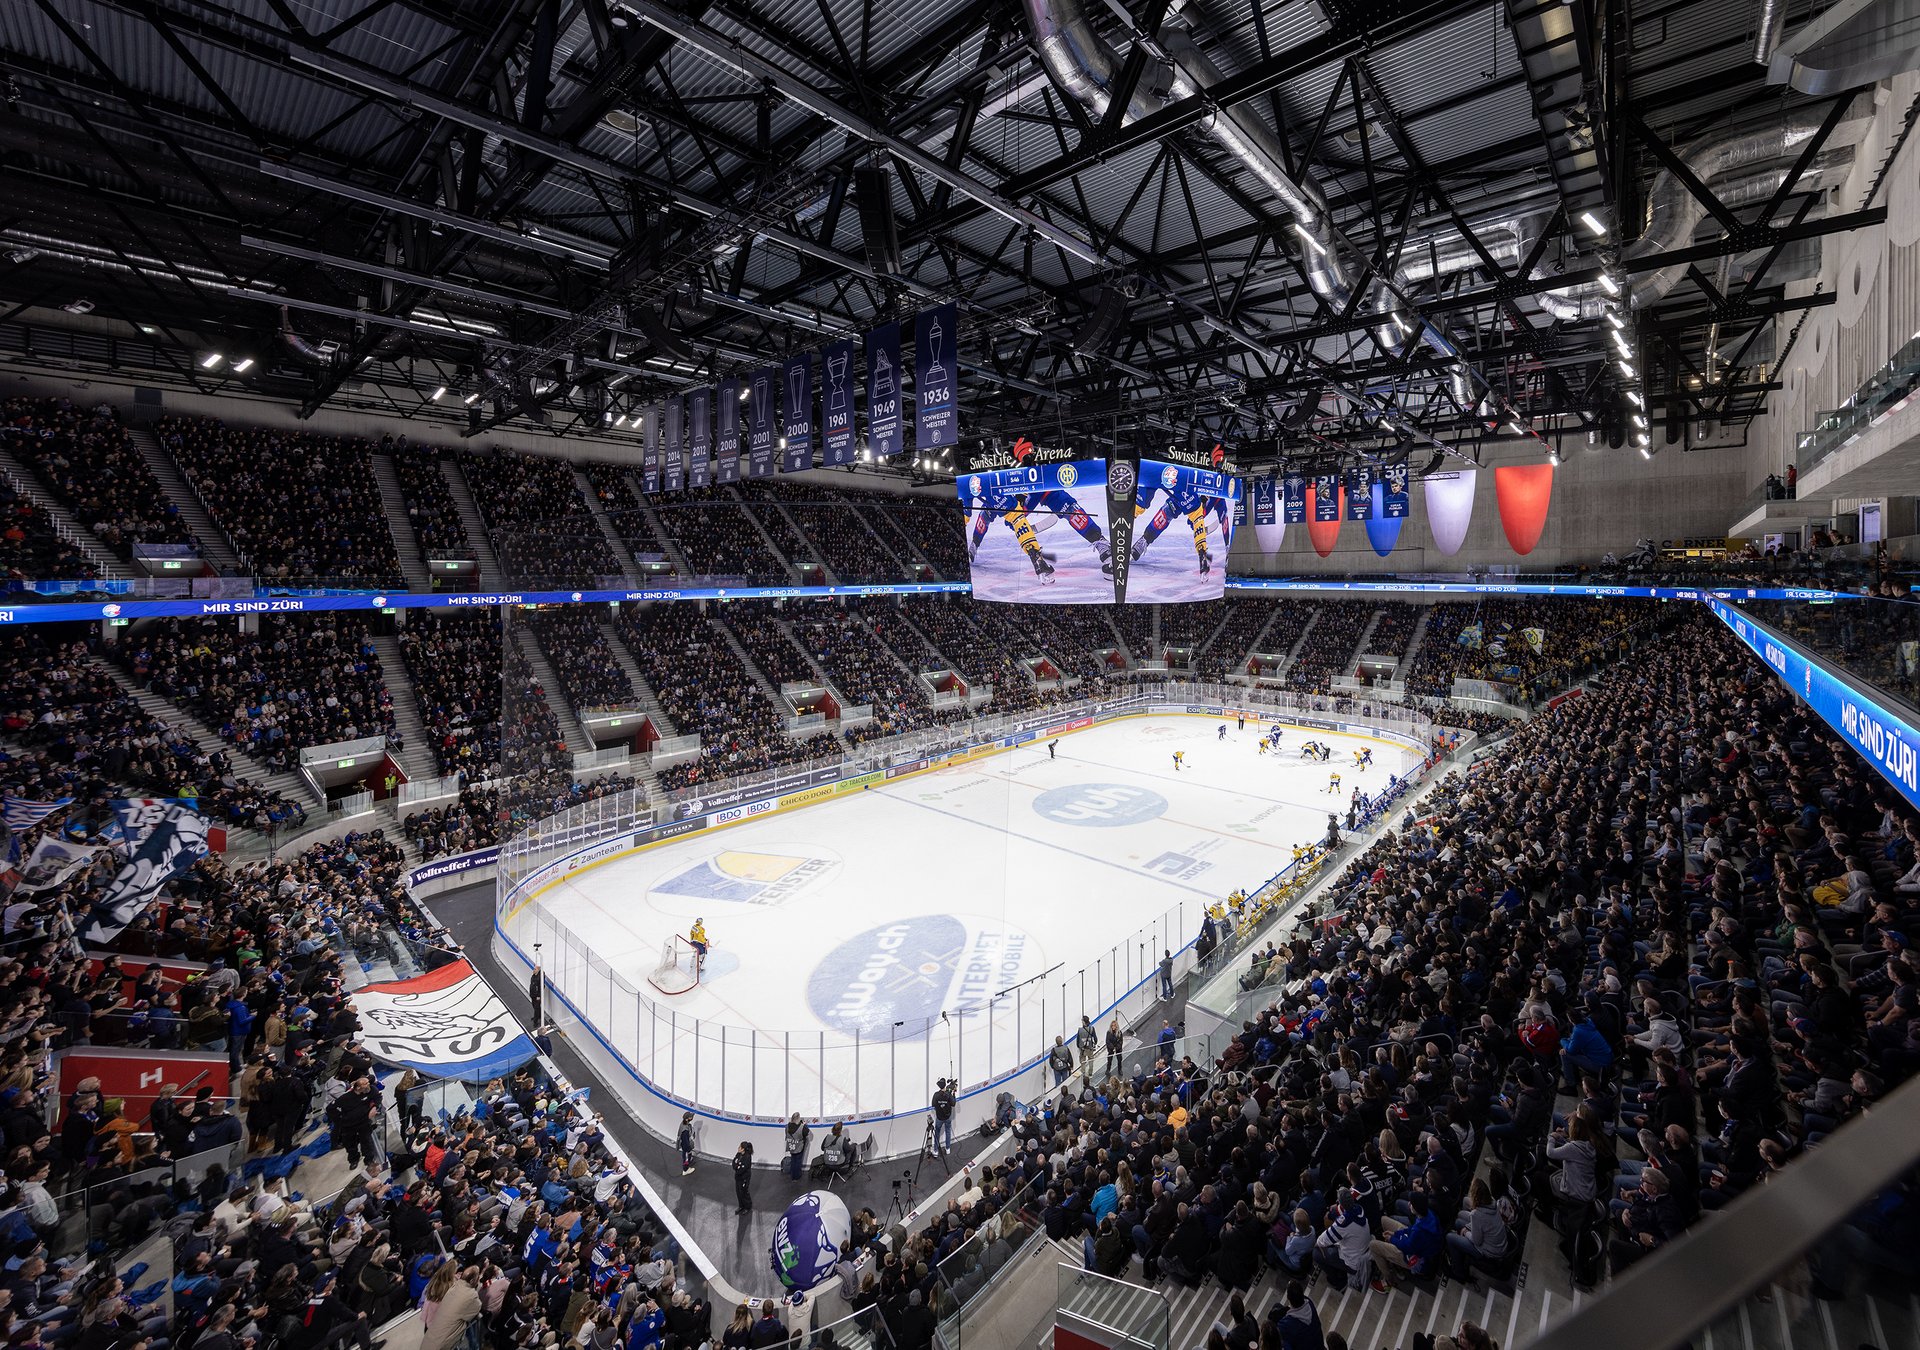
[510,713,1419,1126]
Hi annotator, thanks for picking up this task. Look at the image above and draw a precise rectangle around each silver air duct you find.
[1022,0,1484,412]
[1536,113,1864,321]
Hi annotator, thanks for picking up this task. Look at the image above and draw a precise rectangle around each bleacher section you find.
[1,397,195,559]
[387,440,472,562]
[459,450,621,586]
[651,487,787,583]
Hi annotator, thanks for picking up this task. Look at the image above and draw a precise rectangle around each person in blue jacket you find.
[1367,1191,1442,1290]
[1559,1003,1616,1093]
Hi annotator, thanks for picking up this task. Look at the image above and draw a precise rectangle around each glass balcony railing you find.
[1795,328,1920,476]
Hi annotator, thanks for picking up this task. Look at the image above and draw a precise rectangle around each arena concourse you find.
[0,7,1914,1350]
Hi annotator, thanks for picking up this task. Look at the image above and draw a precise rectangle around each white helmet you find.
[968,475,984,498]
[1160,464,1179,490]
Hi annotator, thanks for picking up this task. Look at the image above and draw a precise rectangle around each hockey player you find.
[1327,771,1342,794]
[1354,748,1374,768]
[1172,751,1186,772]
[689,917,709,976]
[1217,724,1228,741]
[1130,464,1216,574]
[964,475,1056,584]
[1257,737,1269,756]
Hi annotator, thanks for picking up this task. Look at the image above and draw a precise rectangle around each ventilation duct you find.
[1022,0,1482,411]
[278,307,333,366]
[1535,113,1864,321]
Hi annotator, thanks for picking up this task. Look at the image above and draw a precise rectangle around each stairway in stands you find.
[95,658,321,810]
[122,421,246,574]
[1395,606,1438,682]
[572,466,640,585]
[0,441,130,579]
[369,454,434,591]
[440,460,503,586]
[724,485,802,582]
[596,616,678,738]
[367,633,439,784]
[512,627,592,756]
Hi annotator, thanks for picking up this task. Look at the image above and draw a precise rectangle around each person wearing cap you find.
[1609,1166,1682,1274]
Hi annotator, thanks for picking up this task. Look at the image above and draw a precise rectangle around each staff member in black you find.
[733,1140,754,1213]
[528,961,544,1030]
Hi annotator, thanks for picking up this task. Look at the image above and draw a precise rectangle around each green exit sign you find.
[338,758,356,769]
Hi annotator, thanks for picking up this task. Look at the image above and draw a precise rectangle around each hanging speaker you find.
[854,166,902,277]
[1070,285,1128,354]
[633,305,691,364]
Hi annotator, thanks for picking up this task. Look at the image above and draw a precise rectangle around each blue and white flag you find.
[15,837,104,894]
[2,798,70,832]
[716,377,742,484]
[352,958,538,1082]
[80,800,209,945]
[664,397,686,493]
[640,405,662,495]
[688,387,713,488]
[1282,473,1306,524]
[821,339,856,466]
[1313,474,1340,522]
[747,368,776,477]
[1346,466,1375,521]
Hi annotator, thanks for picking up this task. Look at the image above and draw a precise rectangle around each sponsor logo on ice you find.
[807,915,1043,1039]
[1032,782,1168,827]
[654,847,838,906]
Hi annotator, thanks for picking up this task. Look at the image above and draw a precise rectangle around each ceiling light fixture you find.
[1626,391,1645,408]
[432,386,448,401]
[1579,210,1607,238]
[1291,222,1327,257]
[1598,272,1620,296]
[1618,360,1636,379]
[231,357,254,373]
[1605,312,1625,331]
[199,353,224,369]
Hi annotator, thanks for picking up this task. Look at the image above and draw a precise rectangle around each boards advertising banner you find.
[913,302,959,449]
[664,396,686,492]
[866,321,904,458]
[747,368,776,477]
[1381,461,1410,518]
[1282,472,1307,524]
[1313,474,1341,521]
[351,958,539,1082]
[640,404,662,494]
[688,387,713,488]
[822,339,856,466]
[716,377,742,484]
[1346,466,1374,520]
[781,354,813,472]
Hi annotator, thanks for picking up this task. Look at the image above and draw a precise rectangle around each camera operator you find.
[930,1078,956,1155]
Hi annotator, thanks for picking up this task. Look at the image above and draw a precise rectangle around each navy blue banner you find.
[640,405,661,495]
[1313,474,1340,521]
[1381,462,1410,519]
[747,367,776,478]
[1347,466,1374,520]
[663,397,686,493]
[913,302,958,450]
[782,354,813,473]
[866,321,904,459]
[1233,479,1249,526]
[1254,478,1278,527]
[716,378,741,484]
[1282,472,1306,524]
[688,387,712,488]
[822,339,855,466]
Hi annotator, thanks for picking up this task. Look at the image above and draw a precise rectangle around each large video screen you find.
[1125,459,1240,603]
[962,457,1114,603]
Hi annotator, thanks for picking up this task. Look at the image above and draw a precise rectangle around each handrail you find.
[1530,1068,1920,1350]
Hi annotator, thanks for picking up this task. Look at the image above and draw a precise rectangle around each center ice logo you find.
[807,915,1043,1039]
[1032,783,1168,827]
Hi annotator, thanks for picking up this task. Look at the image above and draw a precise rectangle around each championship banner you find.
[865,321,904,459]
[716,378,742,484]
[1282,472,1307,524]
[1346,466,1375,520]
[640,405,662,494]
[664,396,686,492]
[1253,478,1279,527]
[782,354,814,472]
[80,800,209,945]
[747,368,776,477]
[1381,462,1410,519]
[1233,480,1250,526]
[822,338,855,466]
[16,837,103,893]
[1313,474,1341,522]
[351,958,539,1081]
[688,387,713,488]
[913,302,958,450]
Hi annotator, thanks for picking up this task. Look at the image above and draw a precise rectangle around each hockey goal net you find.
[648,934,701,996]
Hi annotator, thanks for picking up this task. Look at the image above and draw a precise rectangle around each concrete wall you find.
[1229,435,1748,574]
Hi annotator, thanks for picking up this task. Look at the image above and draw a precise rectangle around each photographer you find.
[930,1080,955,1155]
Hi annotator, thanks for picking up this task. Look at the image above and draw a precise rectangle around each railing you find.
[1532,1068,1920,1350]
[1054,1265,1171,1350]
[572,745,633,772]
[397,773,464,805]
[327,789,375,819]
[1795,326,1920,476]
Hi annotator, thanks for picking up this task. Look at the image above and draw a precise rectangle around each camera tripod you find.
[887,1169,916,1224]
[914,1113,951,1185]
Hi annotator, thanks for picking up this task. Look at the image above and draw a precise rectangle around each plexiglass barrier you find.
[495,683,1451,1146]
